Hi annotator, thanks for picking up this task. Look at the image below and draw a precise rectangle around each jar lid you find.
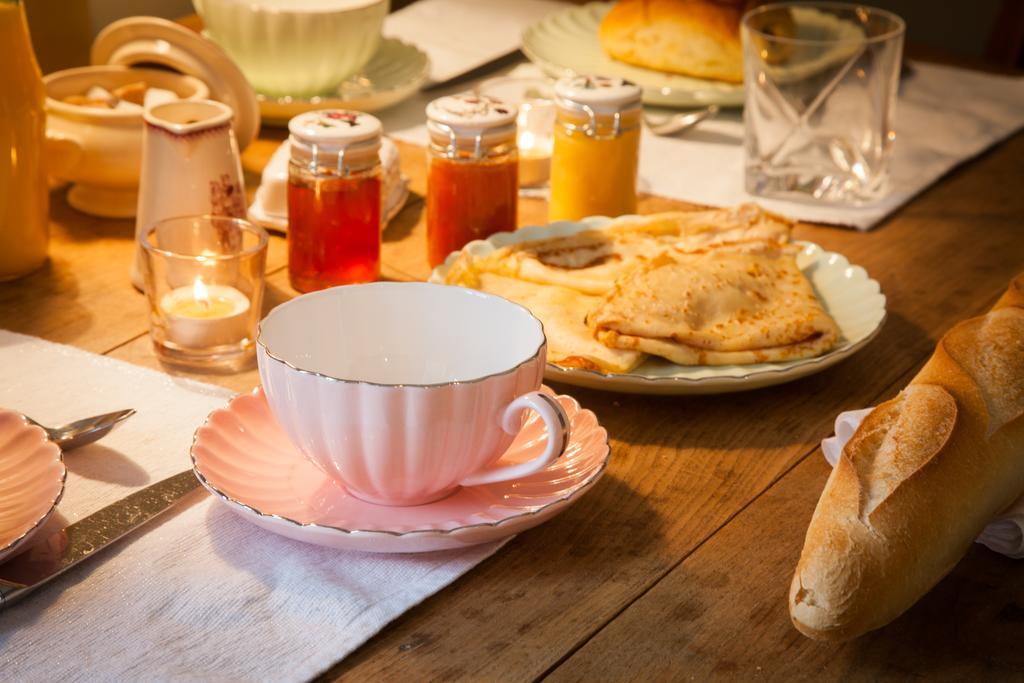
[288,110,382,168]
[554,75,642,115]
[426,93,518,139]
[91,17,260,151]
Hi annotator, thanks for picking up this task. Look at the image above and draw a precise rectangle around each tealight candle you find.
[141,215,267,370]
[516,101,555,188]
[518,129,553,188]
[160,279,251,348]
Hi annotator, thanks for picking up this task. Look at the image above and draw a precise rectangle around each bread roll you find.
[599,0,746,82]
[995,272,1024,309]
[789,274,1024,641]
[598,0,793,83]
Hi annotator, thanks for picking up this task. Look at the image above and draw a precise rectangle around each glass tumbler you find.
[742,2,905,205]
[141,215,268,370]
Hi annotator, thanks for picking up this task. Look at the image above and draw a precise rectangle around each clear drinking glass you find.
[140,215,268,370]
[742,2,905,205]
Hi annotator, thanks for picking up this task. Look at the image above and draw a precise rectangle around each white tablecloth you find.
[0,331,504,681]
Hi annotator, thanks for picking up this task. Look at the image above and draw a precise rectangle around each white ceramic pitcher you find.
[132,99,246,290]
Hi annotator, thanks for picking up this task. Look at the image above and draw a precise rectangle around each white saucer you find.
[257,38,430,125]
[190,387,609,553]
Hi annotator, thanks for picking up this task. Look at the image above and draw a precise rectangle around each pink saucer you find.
[191,387,609,553]
[0,409,65,563]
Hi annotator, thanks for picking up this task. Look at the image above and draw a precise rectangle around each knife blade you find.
[0,469,200,612]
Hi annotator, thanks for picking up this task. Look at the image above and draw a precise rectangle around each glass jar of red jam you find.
[287,109,382,292]
[425,93,519,267]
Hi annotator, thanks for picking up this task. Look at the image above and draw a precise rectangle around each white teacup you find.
[257,283,570,506]
[195,0,389,98]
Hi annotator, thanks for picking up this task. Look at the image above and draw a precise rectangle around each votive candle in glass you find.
[140,215,268,370]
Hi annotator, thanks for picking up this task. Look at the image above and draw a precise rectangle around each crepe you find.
[472,272,645,373]
[587,246,840,365]
[444,204,792,295]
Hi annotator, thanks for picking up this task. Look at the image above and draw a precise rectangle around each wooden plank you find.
[545,445,1024,682]
[0,192,288,353]
[319,136,1024,681]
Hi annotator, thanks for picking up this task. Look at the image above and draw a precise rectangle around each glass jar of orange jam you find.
[426,93,519,267]
[549,76,642,222]
[287,110,382,292]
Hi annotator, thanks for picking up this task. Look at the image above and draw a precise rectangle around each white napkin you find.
[384,61,1024,230]
[0,330,504,681]
[822,407,1024,558]
[637,62,1024,229]
[384,0,567,86]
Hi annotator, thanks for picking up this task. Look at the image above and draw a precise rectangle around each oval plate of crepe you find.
[429,216,886,395]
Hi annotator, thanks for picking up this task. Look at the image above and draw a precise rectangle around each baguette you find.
[789,273,1024,641]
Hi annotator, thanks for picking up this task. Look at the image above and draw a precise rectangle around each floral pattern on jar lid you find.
[426,93,518,137]
[288,109,382,167]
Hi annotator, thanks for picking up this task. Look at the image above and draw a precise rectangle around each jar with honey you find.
[287,109,382,292]
[549,76,642,222]
[425,93,518,267]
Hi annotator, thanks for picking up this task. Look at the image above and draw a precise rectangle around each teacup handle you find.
[459,391,570,487]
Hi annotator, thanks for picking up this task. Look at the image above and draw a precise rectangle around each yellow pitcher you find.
[0,0,48,281]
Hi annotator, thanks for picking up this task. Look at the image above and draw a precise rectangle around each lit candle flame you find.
[518,130,536,151]
[192,278,211,311]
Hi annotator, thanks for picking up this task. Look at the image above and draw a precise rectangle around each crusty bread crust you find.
[599,0,746,83]
[995,272,1024,310]
[790,273,1024,641]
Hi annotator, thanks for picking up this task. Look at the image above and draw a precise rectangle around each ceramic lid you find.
[91,16,260,151]
[426,94,518,139]
[288,110,382,168]
[554,75,642,114]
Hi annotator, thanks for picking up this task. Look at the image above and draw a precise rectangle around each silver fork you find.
[644,105,720,136]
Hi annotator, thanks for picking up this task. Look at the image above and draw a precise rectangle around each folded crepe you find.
[444,204,793,296]
[587,246,840,365]
[470,272,645,373]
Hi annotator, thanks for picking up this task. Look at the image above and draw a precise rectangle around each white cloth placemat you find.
[0,330,504,681]
[822,407,1024,558]
[384,0,567,86]
[638,62,1024,229]
[383,61,1024,230]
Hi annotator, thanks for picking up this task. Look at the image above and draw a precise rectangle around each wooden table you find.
[3,83,1023,681]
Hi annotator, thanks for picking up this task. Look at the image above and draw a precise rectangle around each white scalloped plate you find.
[0,409,66,563]
[191,387,609,553]
[429,217,886,395]
[522,3,866,109]
[522,2,744,108]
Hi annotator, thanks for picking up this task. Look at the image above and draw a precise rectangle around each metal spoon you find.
[644,104,720,137]
[24,409,136,451]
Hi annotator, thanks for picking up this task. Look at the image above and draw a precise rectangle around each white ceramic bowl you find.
[195,0,389,98]
[256,282,569,506]
[44,65,209,218]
